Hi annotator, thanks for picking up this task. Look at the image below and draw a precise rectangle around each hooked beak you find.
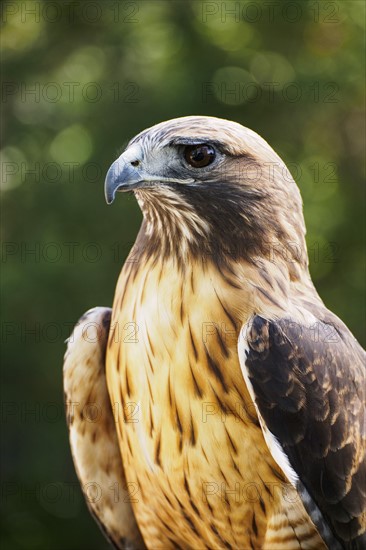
[105,146,196,205]
[104,155,143,205]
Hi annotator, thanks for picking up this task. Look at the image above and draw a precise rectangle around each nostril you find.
[131,160,140,167]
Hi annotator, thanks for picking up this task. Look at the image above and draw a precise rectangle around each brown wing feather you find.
[241,313,366,549]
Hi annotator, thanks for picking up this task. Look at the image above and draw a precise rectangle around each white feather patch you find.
[238,322,299,487]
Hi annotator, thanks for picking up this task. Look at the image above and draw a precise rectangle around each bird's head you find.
[105,116,308,271]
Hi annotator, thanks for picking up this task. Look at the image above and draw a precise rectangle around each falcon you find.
[63,116,365,549]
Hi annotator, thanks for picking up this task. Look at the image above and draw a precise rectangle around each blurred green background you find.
[1,1,365,549]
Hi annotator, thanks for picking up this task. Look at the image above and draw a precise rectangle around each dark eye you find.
[184,144,216,168]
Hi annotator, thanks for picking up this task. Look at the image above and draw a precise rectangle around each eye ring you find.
[184,144,216,168]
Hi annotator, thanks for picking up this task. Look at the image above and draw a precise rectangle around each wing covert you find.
[238,314,366,549]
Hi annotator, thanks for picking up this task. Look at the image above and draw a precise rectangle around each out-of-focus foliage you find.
[1,1,365,548]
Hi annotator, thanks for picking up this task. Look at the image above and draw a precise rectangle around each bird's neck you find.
[134,202,308,287]
[134,189,210,265]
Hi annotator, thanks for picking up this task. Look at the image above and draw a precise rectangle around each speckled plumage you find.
[64,116,365,549]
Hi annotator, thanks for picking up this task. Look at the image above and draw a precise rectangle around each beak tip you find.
[105,190,114,205]
[104,164,118,204]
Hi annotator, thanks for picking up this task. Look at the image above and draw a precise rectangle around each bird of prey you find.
[64,116,365,550]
